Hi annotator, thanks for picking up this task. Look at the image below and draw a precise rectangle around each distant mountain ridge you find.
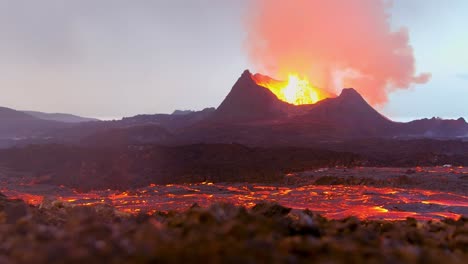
[0,107,68,138]
[23,111,99,123]
[0,106,36,121]
[39,107,216,145]
[1,70,467,148]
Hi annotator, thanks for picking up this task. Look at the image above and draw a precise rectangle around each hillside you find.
[23,111,99,123]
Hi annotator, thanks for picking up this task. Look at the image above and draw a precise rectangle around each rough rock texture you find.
[0,196,467,263]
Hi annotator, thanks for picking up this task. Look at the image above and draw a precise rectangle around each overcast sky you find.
[0,0,466,120]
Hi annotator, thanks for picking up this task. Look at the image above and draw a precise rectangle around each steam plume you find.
[245,0,431,105]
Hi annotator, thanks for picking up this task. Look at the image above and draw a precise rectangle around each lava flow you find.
[2,167,467,221]
[3,183,467,221]
[253,73,331,105]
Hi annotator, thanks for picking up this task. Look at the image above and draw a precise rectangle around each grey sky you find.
[0,0,466,120]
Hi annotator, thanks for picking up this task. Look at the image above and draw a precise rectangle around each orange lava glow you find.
[3,184,467,221]
[254,73,329,105]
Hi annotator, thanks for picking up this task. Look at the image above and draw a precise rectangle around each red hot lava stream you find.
[3,183,467,221]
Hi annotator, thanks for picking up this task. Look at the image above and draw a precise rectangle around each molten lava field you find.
[1,167,467,263]
[2,167,467,220]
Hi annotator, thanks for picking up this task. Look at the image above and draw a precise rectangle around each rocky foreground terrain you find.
[1,193,467,263]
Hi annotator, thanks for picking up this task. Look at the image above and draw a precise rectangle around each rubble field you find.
[1,193,467,263]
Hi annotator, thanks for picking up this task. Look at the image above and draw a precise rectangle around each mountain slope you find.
[284,88,396,137]
[120,107,215,131]
[211,70,290,122]
[81,125,172,147]
[23,111,99,123]
[397,117,468,138]
[304,88,390,124]
[0,107,68,138]
[0,106,37,121]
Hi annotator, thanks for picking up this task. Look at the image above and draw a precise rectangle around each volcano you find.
[212,70,290,122]
[180,70,468,145]
[213,70,390,124]
[1,70,466,148]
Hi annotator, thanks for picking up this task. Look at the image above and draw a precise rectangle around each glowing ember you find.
[254,73,328,105]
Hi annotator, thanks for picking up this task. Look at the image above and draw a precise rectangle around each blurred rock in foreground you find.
[0,195,467,263]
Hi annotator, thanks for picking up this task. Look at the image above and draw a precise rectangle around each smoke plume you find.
[245,0,431,105]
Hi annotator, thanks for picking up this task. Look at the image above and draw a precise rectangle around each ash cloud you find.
[245,0,431,105]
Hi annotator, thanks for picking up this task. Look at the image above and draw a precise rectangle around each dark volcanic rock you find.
[0,200,466,263]
[81,124,172,147]
[285,87,397,138]
[252,202,292,217]
[0,193,29,224]
[403,117,468,138]
[0,143,360,190]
